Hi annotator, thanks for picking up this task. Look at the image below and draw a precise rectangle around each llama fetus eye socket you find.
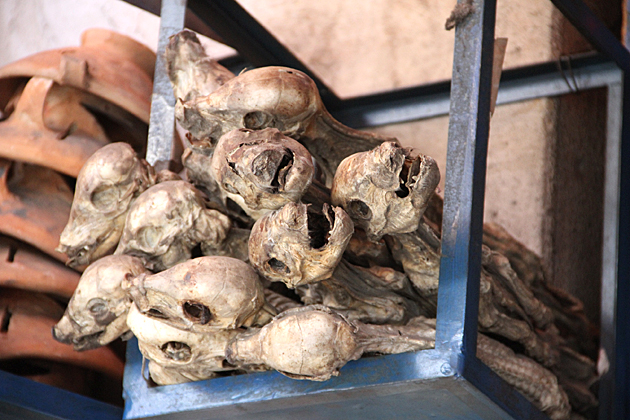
[87,298,116,325]
[347,200,372,220]
[267,258,290,274]
[183,301,212,324]
[87,298,107,316]
[161,341,192,362]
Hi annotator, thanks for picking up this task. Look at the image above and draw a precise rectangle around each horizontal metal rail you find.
[332,54,621,128]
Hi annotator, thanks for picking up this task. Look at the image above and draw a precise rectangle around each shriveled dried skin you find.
[175,66,392,186]
[331,142,440,241]
[385,216,561,368]
[226,306,433,381]
[165,29,234,103]
[483,222,598,360]
[551,346,598,413]
[52,254,149,351]
[385,221,441,308]
[343,228,397,268]
[355,316,435,354]
[182,144,221,195]
[114,180,231,271]
[154,169,182,183]
[211,128,314,219]
[202,227,251,262]
[477,268,557,367]
[477,334,571,420]
[147,361,217,386]
[481,246,553,330]
[264,288,303,313]
[58,142,156,268]
[127,304,240,385]
[122,256,268,333]
[297,260,425,325]
[226,306,361,381]
[249,202,354,288]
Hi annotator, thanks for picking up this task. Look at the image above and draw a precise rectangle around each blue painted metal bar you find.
[614,67,630,420]
[331,54,620,129]
[0,369,122,420]
[123,338,464,419]
[145,0,187,167]
[598,77,623,420]
[435,0,495,360]
[545,1,630,418]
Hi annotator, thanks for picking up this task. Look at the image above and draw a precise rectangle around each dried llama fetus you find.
[52,255,149,350]
[477,246,557,367]
[175,66,395,185]
[297,260,426,325]
[114,180,231,271]
[210,128,315,219]
[122,256,276,333]
[126,304,243,385]
[248,202,354,287]
[226,305,435,381]
[165,29,235,104]
[331,141,440,241]
[248,201,422,324]
[57,142,155,268]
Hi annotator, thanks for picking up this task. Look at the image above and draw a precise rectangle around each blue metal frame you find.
[120,1,547,419]
[0,369,122,420]
[2,0,627,418]
[546,1,630,418]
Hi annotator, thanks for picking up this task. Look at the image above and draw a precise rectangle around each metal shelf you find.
[120,0,630,419]
[2,0,627,419]
[0,369,122,420]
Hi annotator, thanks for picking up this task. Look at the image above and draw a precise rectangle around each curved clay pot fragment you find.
[0,29,154,123]
[0,159,73,263]
[0,237,80,299]
[0,77,109,177]
[0,288,124,380]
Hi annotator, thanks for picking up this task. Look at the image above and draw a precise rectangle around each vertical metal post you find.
[598,77,623,420]
[611,71,630,420]
[435,0,496,367]
[145,0,187,167]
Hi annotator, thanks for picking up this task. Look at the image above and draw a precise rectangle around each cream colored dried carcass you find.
[175,66,393,186]
[57,143,156,268]
[331,141,440,241]
[226,305,435,381]
[122,256,276,332]
[114,180,231,271]
[210,128,315,219]
[248,201,353,287]
[52,254,149,350]
[126,304,245,385]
